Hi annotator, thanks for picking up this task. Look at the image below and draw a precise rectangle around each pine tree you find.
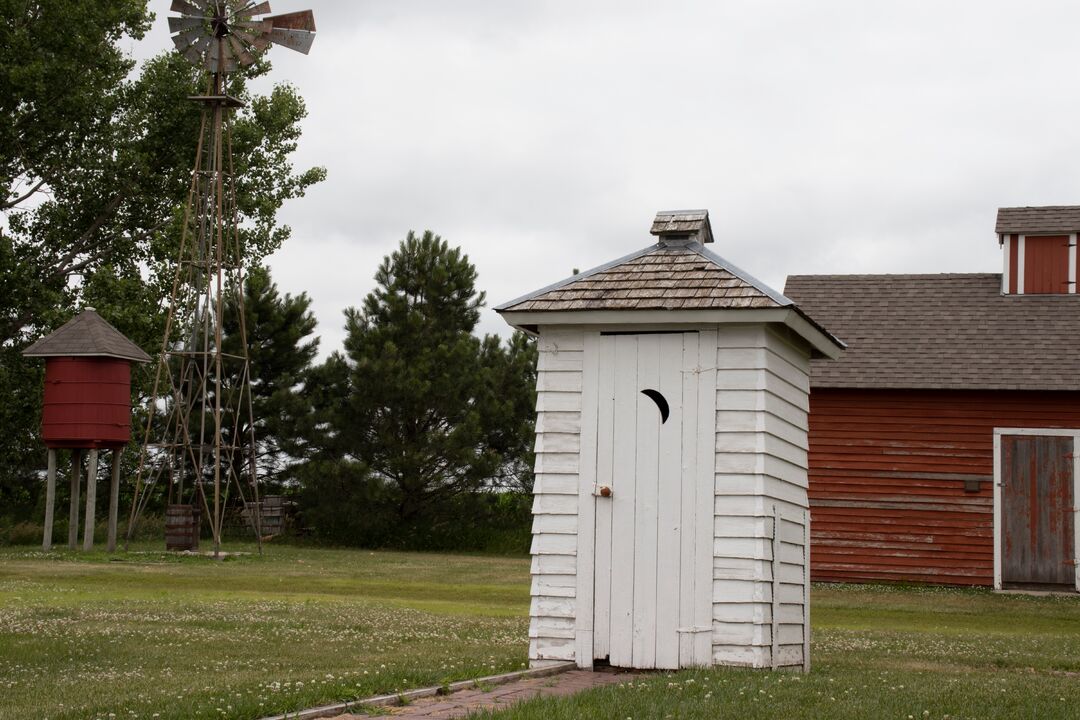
[221,266,319,491]
[318,230,536,543]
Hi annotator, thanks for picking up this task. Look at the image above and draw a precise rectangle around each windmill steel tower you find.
[127,1,316,555]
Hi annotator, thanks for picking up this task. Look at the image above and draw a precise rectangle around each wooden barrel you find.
[243,495,285,536]
[165,504,200,551]
[261,495,284,536]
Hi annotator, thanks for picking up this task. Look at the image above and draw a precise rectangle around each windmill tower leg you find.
[43,449,56,551]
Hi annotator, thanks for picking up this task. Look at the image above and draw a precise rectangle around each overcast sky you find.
[131,1,1080,356]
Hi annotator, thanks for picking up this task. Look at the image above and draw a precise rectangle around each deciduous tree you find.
[0,1,325,516]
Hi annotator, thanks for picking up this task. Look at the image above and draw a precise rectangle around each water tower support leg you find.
[82,449,99,551]
[68,450,82,550]
[43,449,57,551]
[107,448,123,552]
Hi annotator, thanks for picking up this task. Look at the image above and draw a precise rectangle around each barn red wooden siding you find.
[807,388,1080,585]
[42,357,133,449]
[1023,235,1071,294]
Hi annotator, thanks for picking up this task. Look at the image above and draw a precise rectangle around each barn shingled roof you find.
[783,273,1080,391]
[22,309,151,363]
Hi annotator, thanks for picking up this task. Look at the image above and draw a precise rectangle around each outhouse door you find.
[1000,434,1076,587]
[591,331,715,669]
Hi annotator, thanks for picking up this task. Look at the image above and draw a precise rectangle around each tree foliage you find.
[221,265,319,492]
[301,232,537,548]
[0,1,325,516]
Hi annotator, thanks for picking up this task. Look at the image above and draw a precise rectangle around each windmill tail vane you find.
[125,1,315,555]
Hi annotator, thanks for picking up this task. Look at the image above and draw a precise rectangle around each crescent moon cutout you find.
[640,389,670,424]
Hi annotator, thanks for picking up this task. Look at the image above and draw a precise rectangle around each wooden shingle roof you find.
[784,273,1080,391]
[22,309,151,363]
[996,205,1080,234]
[497,241,791,312]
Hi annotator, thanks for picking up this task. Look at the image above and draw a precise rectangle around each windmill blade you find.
[266,10,316,32]
[231,25,271,56]
[183,44,204,65]
[171,0,209,16]
[168,16,207,34]
[269,27,314,54]
[183,34,212,65]
[234,1,272,18]
[233,19,273,33]
[227,35,256,67]
[249,33,272,52]
[171,27,203,50]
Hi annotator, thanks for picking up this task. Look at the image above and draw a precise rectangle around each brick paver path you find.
[329,669,635,720]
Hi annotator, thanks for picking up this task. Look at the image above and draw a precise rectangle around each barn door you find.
[1001,435,1076,587]
[591,332,714,669]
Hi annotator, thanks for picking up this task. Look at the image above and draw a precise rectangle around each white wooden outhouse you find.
[496,210,843,672]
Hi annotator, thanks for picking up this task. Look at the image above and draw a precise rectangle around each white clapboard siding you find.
[534,432,581,454]
[531,514,577,534]
[536,371,583,393]
[535,391,580,412]
[531,573,576,594]
[532,473,578,496]
[533,595,575,619]
[715,601,804,624]
[532,554,575,575]
[533,452,579,474]
[530,615,577,637]
[713,644,771,667]
[538,350,584,372]
[715,474,807,505]
[531,532,577,556]
[529,327,585,668]
[532,494,578,515]
[533,636,576,661]
[539,328,585,353]
[713,556,770,581]
[711,325,812,671]
[536,411,582,434]
[523,317,814,672]
[714,495,772,517]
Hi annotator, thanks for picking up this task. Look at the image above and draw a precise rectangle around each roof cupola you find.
[996,206,1079,295]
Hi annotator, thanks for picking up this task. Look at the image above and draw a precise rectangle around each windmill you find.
[127,1,316,555]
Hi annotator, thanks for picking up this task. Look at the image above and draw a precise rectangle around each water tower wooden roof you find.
[22,309,151,363]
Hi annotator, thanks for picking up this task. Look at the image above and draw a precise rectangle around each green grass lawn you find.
[0,544,531,720]
[3,546,1079,720]
[469,585,1080,720]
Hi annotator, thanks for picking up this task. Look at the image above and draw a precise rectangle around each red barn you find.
[785,205,1080,591]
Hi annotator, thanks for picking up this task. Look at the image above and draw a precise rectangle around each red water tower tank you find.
[22,309,151,448]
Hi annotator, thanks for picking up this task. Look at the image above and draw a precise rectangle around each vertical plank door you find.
[592,332,709,669]
[1001,435,1075,586]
